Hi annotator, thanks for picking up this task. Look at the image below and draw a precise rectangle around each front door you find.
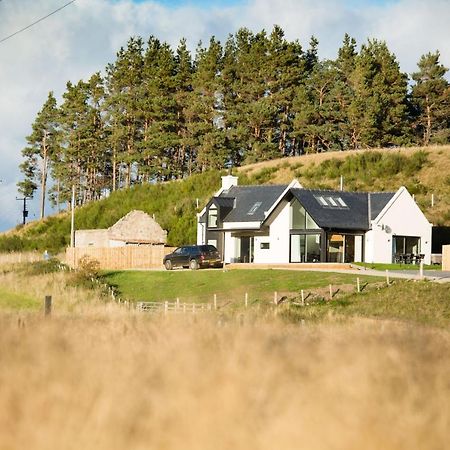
[327,234,362,263]
[240,236,254,263]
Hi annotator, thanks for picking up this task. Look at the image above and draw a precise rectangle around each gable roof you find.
[219,185,288,222]
[290,189,395,230]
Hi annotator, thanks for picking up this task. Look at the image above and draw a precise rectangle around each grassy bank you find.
[283,280,450,328]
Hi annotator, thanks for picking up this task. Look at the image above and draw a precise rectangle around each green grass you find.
[103,268,449,328]
[102,269,380,303]
[283,281,450,328]
[0,287,40,311]
[353,262,441,271]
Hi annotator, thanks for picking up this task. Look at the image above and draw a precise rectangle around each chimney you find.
[221,175,238,191]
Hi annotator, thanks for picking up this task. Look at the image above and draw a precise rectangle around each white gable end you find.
[367,187,432,264]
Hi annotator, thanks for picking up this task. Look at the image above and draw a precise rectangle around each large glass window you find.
[291,200,319,229]
[208,206,218,227]
[393,236,420,256]
[327,234,362,263]
[290,234,321,263]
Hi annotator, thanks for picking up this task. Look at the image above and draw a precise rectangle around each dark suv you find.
[163,245,222,270]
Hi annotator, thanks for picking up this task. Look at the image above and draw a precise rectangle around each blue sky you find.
[0,0,449,232]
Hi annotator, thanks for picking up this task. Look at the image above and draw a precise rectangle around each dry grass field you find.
[0,313,448,450]
[0,255,449,450]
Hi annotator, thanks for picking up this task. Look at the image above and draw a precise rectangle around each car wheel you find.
[164,260,173,271]
[189,259,199,270]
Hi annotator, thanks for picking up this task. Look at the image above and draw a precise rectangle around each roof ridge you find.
[292,188,396,194]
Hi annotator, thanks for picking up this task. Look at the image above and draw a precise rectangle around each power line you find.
[0,0,76,45]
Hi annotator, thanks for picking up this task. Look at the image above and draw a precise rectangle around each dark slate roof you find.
[220,185,288,222]
[369,192,395,220]
[213,197,235,208]
[290,189,395,231]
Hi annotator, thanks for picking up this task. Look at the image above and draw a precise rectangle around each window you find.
[248,202,262,215]
[316,196,328,206]
[315,195,348,209]
[290,234,321,263]
[393,236,420,255]
[327,197,338,206]
[208,206,218,227]
[291,200,319,229]
[260,242,270,250]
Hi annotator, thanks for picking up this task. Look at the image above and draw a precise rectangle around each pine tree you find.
[185,37,227,171]
[18,92,59,218]
[104,37,144,189]
[140,37,178,181]
[292,61,339,153]
[349,40,410,148]
[174,39,194,175]
[334,34,358,149]
[266,25,304,156]
[411,51,450,145]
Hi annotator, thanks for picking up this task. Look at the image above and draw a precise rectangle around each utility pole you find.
[16,197,30,225]
[70,184,76,247]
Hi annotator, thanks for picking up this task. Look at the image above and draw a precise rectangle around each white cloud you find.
[0,0,449,231]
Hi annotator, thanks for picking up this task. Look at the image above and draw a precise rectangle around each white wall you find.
[253,235,272,263]
[261,200,291,263]
[367,188,432,264]
[223,232,236,263]
[197,221,205,245]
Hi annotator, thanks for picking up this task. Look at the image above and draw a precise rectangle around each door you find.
[240,237,254,263]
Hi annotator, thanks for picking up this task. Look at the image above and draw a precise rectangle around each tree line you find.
[18,26,450,218]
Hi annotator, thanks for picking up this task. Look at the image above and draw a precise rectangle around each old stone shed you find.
[75,210,167,247]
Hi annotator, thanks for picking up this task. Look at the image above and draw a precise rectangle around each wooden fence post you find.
[386,270,390,286]
[356,277,360,293]
[214,294,217,310]
[245,292,248,308]
[164,301,168,314]
[44,295,52,316]
[329,284,333,300]
[274,291,278,305]
[176,297,180,310]
[301,289,304,306]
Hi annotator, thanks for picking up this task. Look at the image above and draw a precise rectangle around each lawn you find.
[103,269,449,328]
[354,262,441,271]
[0,287,40,311]
[103,269,381,303]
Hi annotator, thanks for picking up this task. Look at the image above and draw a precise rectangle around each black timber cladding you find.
[290,189,395,231]
[219,185,288,222]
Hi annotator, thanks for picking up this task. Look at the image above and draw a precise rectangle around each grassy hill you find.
[1,145,449,253]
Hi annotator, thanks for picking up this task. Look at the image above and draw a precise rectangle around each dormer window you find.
[208,206,218,227]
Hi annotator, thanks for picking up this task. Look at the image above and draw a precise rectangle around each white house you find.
[197,175,432,265]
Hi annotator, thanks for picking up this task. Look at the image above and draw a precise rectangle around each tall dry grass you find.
[0,312,448,450]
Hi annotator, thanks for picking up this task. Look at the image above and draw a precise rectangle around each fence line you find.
[65,245,176,270]
[137,301,212,314]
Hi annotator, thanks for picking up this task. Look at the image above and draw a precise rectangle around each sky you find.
[0,0,449,232]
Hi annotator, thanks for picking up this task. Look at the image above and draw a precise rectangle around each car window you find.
[173,248,182,255]
[199,245,217,252]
